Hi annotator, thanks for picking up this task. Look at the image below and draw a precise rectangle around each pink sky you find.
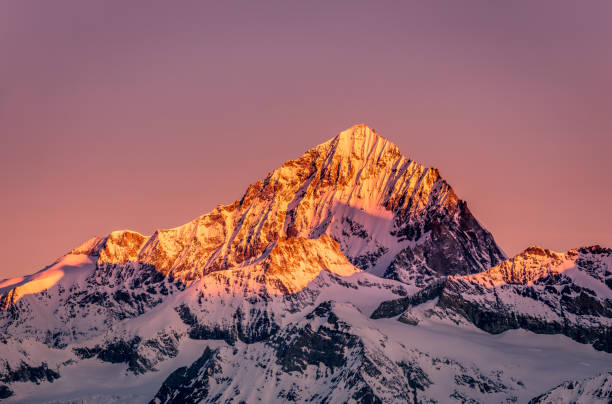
[1,1,611,279]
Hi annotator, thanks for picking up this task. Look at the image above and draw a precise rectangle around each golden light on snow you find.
[0,254,95,308]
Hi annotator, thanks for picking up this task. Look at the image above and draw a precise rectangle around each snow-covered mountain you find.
[87,124,504,284]
[440,245,612,351]
[373,245,612,352]
[0,124,610,403]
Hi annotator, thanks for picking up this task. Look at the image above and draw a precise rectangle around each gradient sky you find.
[1,1,611,279]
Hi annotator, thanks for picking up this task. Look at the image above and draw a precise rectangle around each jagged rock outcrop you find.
[370,278,447,319]
[437,245,612,351]
[150,347,220,404]
[0,385,12,400]
[529,372,612,404]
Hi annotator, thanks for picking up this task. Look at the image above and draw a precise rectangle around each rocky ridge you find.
[373,245,612,352]
[529,372,612,404]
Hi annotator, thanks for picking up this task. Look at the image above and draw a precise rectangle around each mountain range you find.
[0,124,610,403]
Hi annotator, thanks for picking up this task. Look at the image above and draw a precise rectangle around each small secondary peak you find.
[522,245,551,256]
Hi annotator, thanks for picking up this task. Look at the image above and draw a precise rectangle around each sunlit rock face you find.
[260,235,358,294]
[89,124,504,285]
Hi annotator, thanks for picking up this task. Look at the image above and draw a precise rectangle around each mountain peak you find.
[336,123,378,140]
[2,125,503,289]
[522,245,556,257]
[81,124,502,284]
[326,124,397,160]
[467,245,570,286]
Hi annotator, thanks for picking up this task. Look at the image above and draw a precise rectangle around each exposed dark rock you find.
[350,245,389,271]
[273,303,356,373]
[176,304,279,345]
[387,201,505,281]
[398,360,432,403]
[143,332,180,359]
[454,374,506,394]
[233,306,280,344]
[560,291,612,317]
[0,385,13,399]
[351,384,383,404]
[371,278,446,319]
[0,361,59,384]
[72,346,103,360]
[342,217,369,240]
[449,390,479,403]
[438,288,612,353]
[150,347,220,404]
[74,336,156,374]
